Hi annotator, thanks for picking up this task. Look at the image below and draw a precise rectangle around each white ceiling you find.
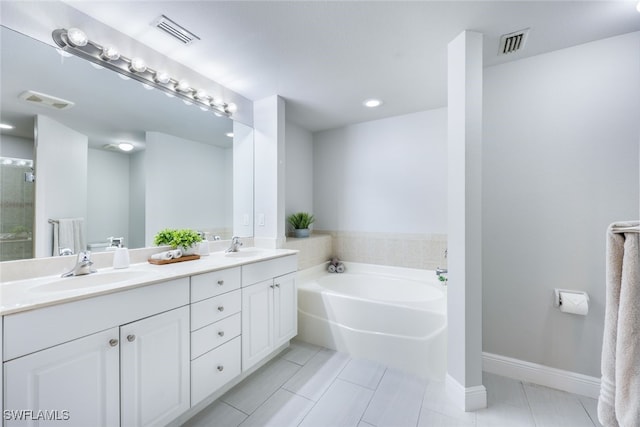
[62,1,640,132]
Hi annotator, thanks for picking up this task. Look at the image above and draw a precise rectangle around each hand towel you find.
[170,249,183,259]
[336,263,345,273]
[150,251,173,261]
[53,218,85,256]
[598,222,640,427]
[327,264,336,273]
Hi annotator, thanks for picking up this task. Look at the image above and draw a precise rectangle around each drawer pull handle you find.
[127,334,136,342]
[218,306,224,312]
[109,339,119,347]
[218,331,225,337]
[217,280,224,286]
[217,365,224,372]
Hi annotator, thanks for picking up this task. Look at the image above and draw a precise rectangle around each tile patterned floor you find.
[183,340,602,427]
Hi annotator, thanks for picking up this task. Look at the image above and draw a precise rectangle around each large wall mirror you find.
[0,26,254,262]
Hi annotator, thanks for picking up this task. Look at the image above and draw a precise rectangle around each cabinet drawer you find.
[191,267,241,303]
[191,289,241,331]
[3,278,189,361]
[191,336,241,406]
[191,312,241,360]
[241,255,298,287]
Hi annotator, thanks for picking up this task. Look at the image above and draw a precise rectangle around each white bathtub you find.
[296,262,447,380]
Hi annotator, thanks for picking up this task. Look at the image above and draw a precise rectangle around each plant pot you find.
[293,228,310,238]
[180,244,198,256]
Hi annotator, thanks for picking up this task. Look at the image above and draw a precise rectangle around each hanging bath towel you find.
[598,222,640,427]
[52,217,85,256]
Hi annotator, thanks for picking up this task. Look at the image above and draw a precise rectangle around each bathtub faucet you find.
[435,267,448,277]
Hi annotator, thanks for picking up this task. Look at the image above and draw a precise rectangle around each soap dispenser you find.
[113,244,130,269]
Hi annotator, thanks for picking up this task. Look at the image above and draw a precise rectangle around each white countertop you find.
[0,248,297,316]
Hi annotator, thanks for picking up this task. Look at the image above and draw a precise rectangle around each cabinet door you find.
[241,279,273,370]
[4,328,120,427]
[120,306,190,427]
[273,272,298,348]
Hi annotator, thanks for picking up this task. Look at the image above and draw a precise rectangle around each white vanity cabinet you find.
[241,256,297,371]
[189,268,242,406]
[2,278,190,427]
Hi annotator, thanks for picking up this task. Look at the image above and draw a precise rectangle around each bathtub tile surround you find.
[282,233,332,270]
[322,230,448,270]
[184,341,602,427]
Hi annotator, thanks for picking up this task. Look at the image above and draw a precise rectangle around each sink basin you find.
[224,248,265,258]
[30,270,152,293]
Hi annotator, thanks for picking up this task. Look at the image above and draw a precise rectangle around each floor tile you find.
[339,358,386,390]
[579,396,603,427]
[476,401,536,427]
[280,339,322,366]
[418,408,476,427]
[524,383,595,427]
[222,358,301,414]
[483,372,528,408]
[283,348,350,401]
[182,401,247,427]
[361,368,427,427]
[420,380,477,424]
[358,422,376,427]
[298,379,374,427]
[239,389,314,427]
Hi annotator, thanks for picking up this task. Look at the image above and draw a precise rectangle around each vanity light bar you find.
[52,28,235,117]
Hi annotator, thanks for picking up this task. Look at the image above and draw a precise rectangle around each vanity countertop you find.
[0,248,298,316]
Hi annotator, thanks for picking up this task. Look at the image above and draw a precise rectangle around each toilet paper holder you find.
[553,289,589,308]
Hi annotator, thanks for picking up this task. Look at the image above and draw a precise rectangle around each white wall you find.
[0,134,33,159]
[285,120,314,219]
[129,151,145,249]
[232,121,254,238]
[313,109,447,234]
[87,148,130,246]
[482,32,640,378]
[34,115,87,257]
[144,132,231,245]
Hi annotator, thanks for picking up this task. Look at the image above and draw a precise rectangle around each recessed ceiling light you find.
[0,123,15,130]
[225,132,234,138]
[118,142,134,152]
[363,99,383,108]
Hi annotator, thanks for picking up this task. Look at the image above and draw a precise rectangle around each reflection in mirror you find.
[0,26,254,261]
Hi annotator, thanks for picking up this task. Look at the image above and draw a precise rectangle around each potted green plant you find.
[287,212,315,238]
[153,228,203,254]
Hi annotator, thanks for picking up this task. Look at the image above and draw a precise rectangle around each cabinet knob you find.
[270,285,274,289]
[109,339,119,347]
[217,365,224,372]
[218,331,225,337]
[127,334,136,342]
[275,283,280,288]
[217,306,224,312]
[217,280,224,286]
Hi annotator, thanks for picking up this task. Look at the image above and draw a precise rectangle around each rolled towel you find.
[150,251,173,261]
[336,263,345,273]
[170,249,183,259]
[328,264,337,273]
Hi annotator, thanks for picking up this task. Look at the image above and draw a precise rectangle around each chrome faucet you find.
[435,267,448,277]
[61,251,96,277]
[225,236,243,253]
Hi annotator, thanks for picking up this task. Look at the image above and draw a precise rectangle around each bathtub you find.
[296,262,447,380]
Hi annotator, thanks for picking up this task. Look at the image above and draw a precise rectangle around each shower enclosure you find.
[0,157,34,261]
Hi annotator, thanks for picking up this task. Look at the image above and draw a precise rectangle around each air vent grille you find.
[19,90,74,110]
[153,15,200,45]
[499,29,529,55]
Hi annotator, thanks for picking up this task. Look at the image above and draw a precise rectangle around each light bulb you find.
[129,57,147,73]
[67,28,88,47]
[195,90,209,101]
[154,71,170,84]
[225,132,234,138]
[226,103,238,113]
[363,98,382,108]
[175,79,190,92]
[101,46,120,61]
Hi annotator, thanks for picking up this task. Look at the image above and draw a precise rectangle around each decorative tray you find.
[148,254,200,265]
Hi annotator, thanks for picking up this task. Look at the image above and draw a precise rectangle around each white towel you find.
[53,218,85,256]
[598,222,640,427]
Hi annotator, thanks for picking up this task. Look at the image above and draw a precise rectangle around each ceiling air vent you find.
[19,90,74,110]
[499,28,529,55]
[153,15,200,45]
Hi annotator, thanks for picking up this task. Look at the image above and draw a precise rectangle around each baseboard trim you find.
[446,374,487,412]
[482,352,601,398]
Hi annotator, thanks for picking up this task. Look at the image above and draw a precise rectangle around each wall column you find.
[446,30,486,411]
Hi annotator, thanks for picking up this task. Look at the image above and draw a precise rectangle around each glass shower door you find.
[0,157,34,261]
